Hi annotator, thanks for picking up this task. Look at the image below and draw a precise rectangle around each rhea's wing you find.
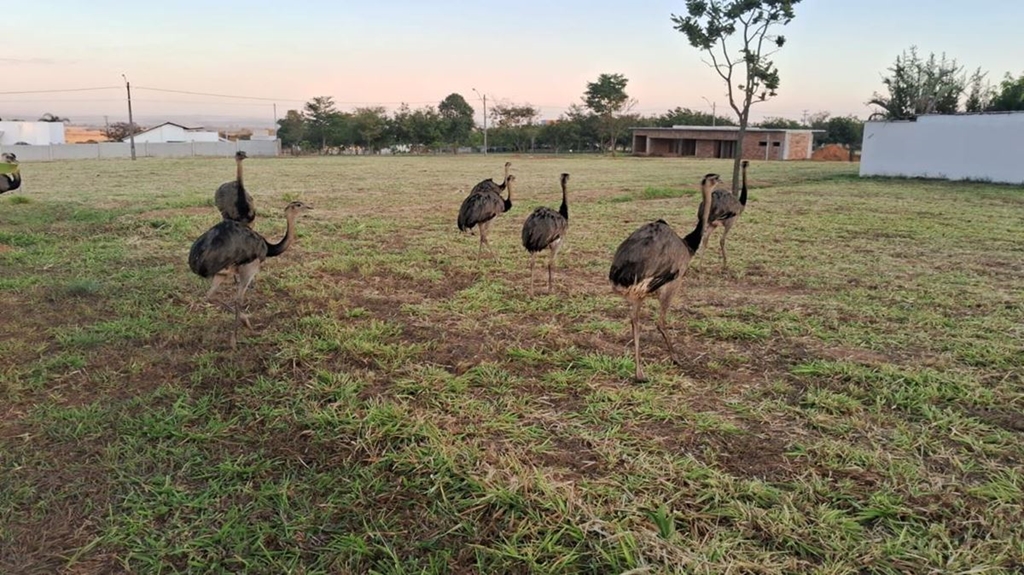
[215,182,256,224]
[521,207,567,252]
[698,189,742,223]
[609,220,684,293]
[458,191,503,231]
[188,221,266,278]
[469,179,500,196]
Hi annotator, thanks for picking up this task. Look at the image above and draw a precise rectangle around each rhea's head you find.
[701,173,721,188]
[284,200,313,216]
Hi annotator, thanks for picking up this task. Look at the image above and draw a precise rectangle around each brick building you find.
[631,125,818,160]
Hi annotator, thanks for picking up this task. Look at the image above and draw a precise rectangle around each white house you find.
[0,121,66,145]
[860,112,1024,184]
[128,122,222,144]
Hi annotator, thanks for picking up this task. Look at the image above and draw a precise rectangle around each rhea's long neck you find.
[558,182,568,221]
[739,165,748,205]
[265,211,297,257]
[685,183,714,253]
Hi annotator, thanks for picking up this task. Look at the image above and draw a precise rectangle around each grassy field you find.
[1,154,1022,574]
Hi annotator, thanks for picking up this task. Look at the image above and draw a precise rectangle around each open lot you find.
[1,155,1022,573]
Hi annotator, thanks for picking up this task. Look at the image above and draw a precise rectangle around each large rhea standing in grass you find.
[0,153,22,194]
[698,160,749,269]
[214,151,255,226]
[609,173,719,382]
[521,173,570,293]
[457,174,515,256]
[189,201,312,346]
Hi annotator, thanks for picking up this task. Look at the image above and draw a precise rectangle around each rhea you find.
[214,151,255,226]
[457,174,515,257]
[0,153,22,194]
[188,201,312,347]
[698,160,749,270]
[608,173,719,382]
[521,173,570,293]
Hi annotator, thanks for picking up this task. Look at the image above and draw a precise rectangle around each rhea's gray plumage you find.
[469,161,512,196]
[521,173,570,293]
[0,153,22,194]
[214,151,255,226]
[608,173,719,382]
[457,174,514,257]
[189,200,312,347]
[696,159,749,269]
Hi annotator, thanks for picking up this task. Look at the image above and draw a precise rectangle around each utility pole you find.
[701,96,717,126]
[472,87,487,155]
[122,74,136,160]
[273,103,277,124]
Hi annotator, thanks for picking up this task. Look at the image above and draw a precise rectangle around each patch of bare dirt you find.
[531,434,603,479]
[811,144,855,162]
[0,243,14,253]
[964,406,1024,432]
[628,418,797,482]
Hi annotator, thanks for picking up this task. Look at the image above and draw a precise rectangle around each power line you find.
[134,86,305,102]
[0,86,119,95]
[133,86,441,106]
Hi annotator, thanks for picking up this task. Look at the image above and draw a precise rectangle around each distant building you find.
[631,125,818,160]
[0,121,66,145]
[128,122,222,143]
[860,112,1024,184]
[248,128,277,141]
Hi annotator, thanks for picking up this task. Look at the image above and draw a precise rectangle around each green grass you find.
[1,155,1022,574]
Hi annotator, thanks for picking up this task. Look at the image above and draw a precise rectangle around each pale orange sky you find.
[3,1,1021,126]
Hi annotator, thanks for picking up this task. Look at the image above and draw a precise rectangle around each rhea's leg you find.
[656,281,682,366]
[547,243,560,292]
[720,218,735,270]
[528,252,537,295]
[701,224,715,250]
[229,261,260,348]
[478,221,492,259]
[205,272,229,301]
[630,299,646,382]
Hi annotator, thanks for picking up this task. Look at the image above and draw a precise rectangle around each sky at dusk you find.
[2,0,1021,126]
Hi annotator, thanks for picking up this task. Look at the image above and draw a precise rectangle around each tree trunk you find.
[732,119,747,193]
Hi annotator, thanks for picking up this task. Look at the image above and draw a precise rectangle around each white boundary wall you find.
[0,140,279,161]
[860,113,1024,184]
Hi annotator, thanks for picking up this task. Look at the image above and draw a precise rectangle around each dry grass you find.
[1,154,1022,574]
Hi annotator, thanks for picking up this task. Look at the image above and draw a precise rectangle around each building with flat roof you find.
[631,125,818,160]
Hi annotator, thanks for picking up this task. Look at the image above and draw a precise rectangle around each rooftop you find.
[632,125,824,133]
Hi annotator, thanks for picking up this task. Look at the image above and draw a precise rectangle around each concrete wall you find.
[784,132,813,160]
[0,121,66,145]
[860,113,1024,184]
[0,140,279,161]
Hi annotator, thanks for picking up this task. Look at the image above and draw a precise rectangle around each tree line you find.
[869,46,1024,120]
[274,94,739,155]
